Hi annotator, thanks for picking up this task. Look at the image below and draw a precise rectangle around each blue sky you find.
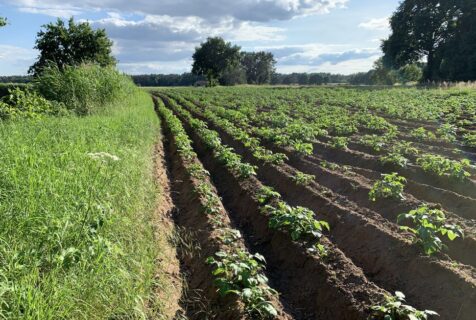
[0,0,400,75]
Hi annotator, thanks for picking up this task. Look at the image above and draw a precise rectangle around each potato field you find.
[151,86,476,320]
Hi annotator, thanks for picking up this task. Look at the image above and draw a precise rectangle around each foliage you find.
[398,206,463,255]
[0,87,65,120]
[411,127,436,141]
[330,136,349,149]
[360,134,387,152]
[369,173,407,202]
[463,133,476,147]
[436,123,457,143]
[263,202,329,255]
[192,37,241,86]
[30,18,115,76]
[398,64,423,84]
[35,64,136,115]
[256,186,281,205]
[380,152,409,168]
[0,16,6,27]
[241,51,276,85]
[292,171,315,186]
[416,154,471,180]
[219,64,247,86]
[371,291,438,320]
[206,251,277,318]
[382,0,474,81]
[392,141,419,156]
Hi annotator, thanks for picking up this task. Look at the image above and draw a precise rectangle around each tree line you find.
[129,72,351,87]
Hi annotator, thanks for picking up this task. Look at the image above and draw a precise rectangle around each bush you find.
[0,83,30,98]
[0,87,65,120]
[34,64,137,115]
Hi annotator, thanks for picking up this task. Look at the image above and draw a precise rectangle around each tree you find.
[436,0,476,81]
[398,64,423,84]
[371,58,398,85]
[0,17,6,27]
[241,51,276,84]
[29,18,116,76]
[382,0,463,80]
[192,37,241,86]
[220,65,246,86]
[309,73,324,85]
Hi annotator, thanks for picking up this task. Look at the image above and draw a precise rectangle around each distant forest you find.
[0,72,377,87]
[130,72,367,87]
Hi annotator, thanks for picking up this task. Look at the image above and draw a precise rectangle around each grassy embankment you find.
[0,71,175,318]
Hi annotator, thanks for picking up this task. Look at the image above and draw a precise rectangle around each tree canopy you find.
[192,37,241,86]
[0,17,6,27]
[29,18,116,76]
[241,51,276,84]
[382,0,476,81]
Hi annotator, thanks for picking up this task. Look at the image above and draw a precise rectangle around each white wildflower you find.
[87,152,120,162]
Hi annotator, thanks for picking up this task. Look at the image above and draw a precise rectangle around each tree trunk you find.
[425,49,436,81]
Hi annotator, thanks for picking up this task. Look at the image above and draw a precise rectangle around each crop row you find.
[154,94,460,318]
[165,91,473,260]
[156,98,283,318]
[157,92,476,319]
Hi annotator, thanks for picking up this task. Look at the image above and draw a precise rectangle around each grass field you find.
[149,86,475,320]
[0,89,170,319]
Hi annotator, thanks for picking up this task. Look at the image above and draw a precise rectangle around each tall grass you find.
[34,64,136,115]
[0,90,162,319]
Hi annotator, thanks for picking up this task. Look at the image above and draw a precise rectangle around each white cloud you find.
[276,54,381,74]
[83,13,285,70]
[358,17,389,31]
[0,45,37,75]
[10,0,348,21]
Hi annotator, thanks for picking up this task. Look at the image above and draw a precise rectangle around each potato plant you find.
[411,127,437,141]
[416,154,471,180]
[369,173,407,201]
[263,202,330,255]
[371,291,438,320]
[207,251,278,318]
[292,171,315,186]
[398,205,463,255]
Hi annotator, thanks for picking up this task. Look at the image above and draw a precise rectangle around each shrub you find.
[34,64,136,115]
[0,87,65,120]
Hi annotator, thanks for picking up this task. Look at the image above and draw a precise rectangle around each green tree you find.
[241,51,276,84]
[398,64,423,84]
[29,18,116,76]
[382,0,462,80]
[371,58,398,85]
[436,0,476,81]
[192,37,241,87]
[220,65,246,86]
[0,17,6,27]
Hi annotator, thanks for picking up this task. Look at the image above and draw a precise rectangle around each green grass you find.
[0,90,163,319]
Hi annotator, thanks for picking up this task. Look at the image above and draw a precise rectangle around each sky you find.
[0,0,400,76]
